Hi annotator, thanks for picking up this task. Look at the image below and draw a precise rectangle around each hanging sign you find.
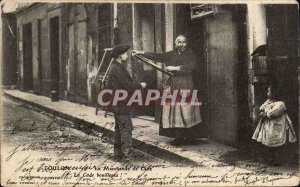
[190,4,216,20]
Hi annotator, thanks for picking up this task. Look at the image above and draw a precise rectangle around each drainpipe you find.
[165,4,174,52]
[249,4,267,48]
[247,3,267,122]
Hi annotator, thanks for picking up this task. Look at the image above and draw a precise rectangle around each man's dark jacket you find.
[107,60,141,114]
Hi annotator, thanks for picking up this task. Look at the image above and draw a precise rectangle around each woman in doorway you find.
[132,35,202,144]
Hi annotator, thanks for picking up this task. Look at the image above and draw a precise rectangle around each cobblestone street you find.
[1,95,299,186]
[1,96,164,164]
[2,96,173,186]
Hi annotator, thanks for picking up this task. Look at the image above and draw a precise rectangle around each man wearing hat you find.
[107,44,146,160]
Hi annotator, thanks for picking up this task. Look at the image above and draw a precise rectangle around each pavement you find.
[2,89,299,175]
[1,96,164,164]
[2,97,173,186]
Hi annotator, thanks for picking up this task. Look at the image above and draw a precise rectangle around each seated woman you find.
[252,84,297,166]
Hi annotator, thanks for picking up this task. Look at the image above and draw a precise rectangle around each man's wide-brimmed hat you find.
[111,44,131,58]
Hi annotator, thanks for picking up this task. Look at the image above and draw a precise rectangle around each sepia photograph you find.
[0,0,299,186]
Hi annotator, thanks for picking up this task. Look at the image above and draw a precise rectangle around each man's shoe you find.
[185,137,196,144]
[121,155,131,162]
[173,138,185,145]
[271,159,282,166]
[112,153,124,161]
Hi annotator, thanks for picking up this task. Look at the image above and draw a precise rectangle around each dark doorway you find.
[175,4,207,138]
[22,23,33,90]
[50,17,60,94]
[132,4,157,117]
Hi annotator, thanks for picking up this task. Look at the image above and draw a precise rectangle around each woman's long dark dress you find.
[143,48,202,139]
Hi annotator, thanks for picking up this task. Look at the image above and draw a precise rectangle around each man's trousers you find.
[113,114,133,158]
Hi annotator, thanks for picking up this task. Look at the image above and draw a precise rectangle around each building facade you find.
[15,3,299,147]
[1,12,17,86]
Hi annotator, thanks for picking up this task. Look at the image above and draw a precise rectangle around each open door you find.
[205,8,239,146]
[67,5,88,104]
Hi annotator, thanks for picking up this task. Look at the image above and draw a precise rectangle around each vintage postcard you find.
[1,0,299,186]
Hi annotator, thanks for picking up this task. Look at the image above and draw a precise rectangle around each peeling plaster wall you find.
[85,4,99,106]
